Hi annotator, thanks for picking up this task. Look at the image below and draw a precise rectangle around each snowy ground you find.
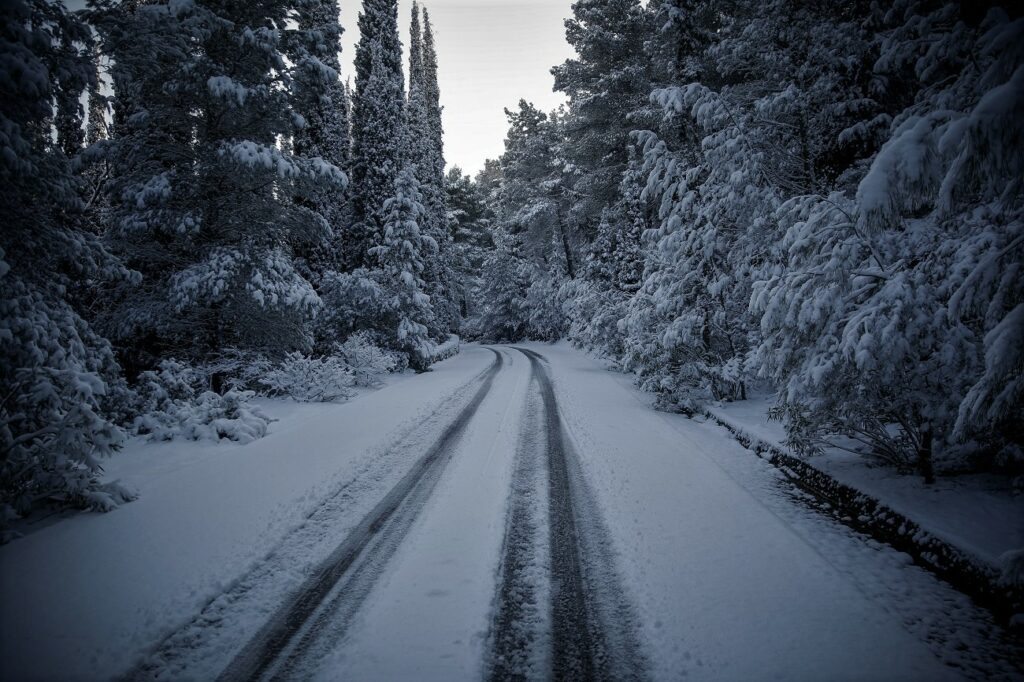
[1,343,1020,681]
[0,348,497,680]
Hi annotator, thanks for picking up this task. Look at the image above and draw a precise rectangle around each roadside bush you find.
[335,332,399,387]
[130,360,270,443]
[254,352,355,402]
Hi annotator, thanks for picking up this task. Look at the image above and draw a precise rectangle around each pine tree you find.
[752,3,1024,479]
[81,43,111,236]
[369,169,437,368]
[498,101,574,276]
[551,0,654,234]
[445,166,494,319]
[650,0,715,84]
[85,44,108,147]
[54,21,86,158]
[474,230,531,342]
[93,0,343,375]
[349,0,405,270]
[612,151,647,294]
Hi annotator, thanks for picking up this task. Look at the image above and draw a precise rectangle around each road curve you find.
[216,348,504,682]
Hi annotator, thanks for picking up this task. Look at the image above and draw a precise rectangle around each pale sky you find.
[338,0,576,175]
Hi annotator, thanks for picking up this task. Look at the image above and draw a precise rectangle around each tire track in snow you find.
[488,347,645,681]
[215,348,505,682]
[487,360,550,680]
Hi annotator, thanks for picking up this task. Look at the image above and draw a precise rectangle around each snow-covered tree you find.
[563,182,646,357]
[551,0,654,234]
[417,9,458,334]
[419,11,448,246]
[648,0,715,85]
[291,0,351,275]
[93,0,344,377]
[405,1,427,161]
[446,166,494,320]
[85,43,108,147]
[348,0,405,270]
[369,168,437,369]
[498,101,574,277]
[1,0,134,524]
[473,229,531,342]
[752,4,1024,479]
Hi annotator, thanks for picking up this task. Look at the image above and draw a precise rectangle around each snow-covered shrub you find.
[255,352,355,402]
[315,270,389,349]
[336,332,399,387]
[81,480,139,514]
[1,285,130,521]
[130,360,270,443]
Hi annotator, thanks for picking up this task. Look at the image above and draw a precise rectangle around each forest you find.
[2,0,1022,529]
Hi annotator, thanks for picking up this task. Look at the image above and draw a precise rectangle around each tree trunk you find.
[918,423,935,485]
[560,227,576,279]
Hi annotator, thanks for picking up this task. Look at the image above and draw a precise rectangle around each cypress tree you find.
[292,0,351,274]
[406,2,431,184]
[420,10,447,236]
[419,10,458,332]
[349,0,406,270]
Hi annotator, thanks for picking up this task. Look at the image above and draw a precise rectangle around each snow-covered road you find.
[1,344,1019,681]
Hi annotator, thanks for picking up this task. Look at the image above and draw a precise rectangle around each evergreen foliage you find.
[1,0,132,522]
[475,0,1024,481]
[0,0,464,528]
[369,168,437,369]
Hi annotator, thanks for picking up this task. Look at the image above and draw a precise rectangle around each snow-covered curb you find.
[701,408,1023,627]
[426,334,460,364]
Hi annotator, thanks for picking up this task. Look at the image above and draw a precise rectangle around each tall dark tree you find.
[1,0,132,523]
[369,168,436,369]
[348,0,406,270]
[292,0,351,276]
[415,7,458,333]
[421,9,447,233]
[405,2,430,187]
[551,0,654,235]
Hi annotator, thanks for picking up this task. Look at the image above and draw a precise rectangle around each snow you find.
[0,347,495,681]
[311,347,531,680]
[706,394,1024,566]
[517,341,1002,680]
[2,343,1017,680]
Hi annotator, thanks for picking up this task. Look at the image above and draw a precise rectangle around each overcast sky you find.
[338,0,576,175]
